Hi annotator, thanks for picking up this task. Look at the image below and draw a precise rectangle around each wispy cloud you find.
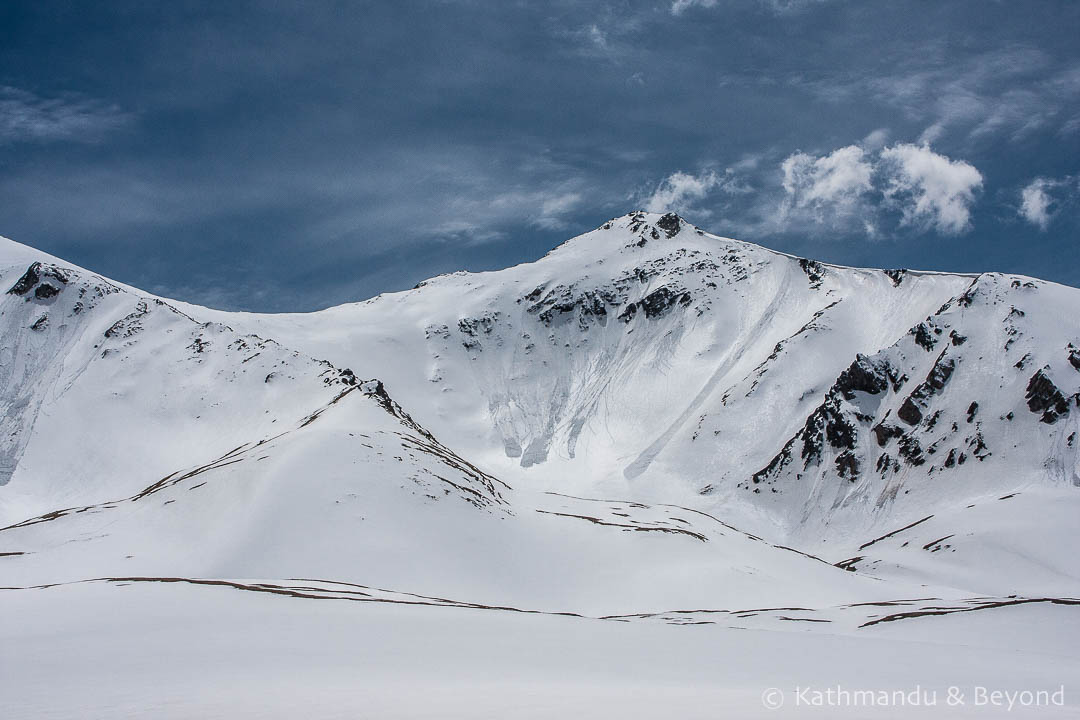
[671,0,829,15]
[639,169,750,216]
[670,0,718,15]
[1020,179,1054,230]
[641,170,719,213]
[0,86,130,144]
[553,8,645,61]
[848,48,1077,144]
[1018,175,1078,230]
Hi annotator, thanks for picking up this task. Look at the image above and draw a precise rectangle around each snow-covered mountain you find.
[2,213,1079,718]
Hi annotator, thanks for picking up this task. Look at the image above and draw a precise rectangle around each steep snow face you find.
[0,248,361,524]
[199,213,994,532]
[742,272,1080,543]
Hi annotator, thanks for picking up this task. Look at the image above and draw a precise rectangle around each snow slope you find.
[1,214,1079,717]
[180,212,1079,541]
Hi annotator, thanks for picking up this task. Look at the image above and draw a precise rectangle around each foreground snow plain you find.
[1,213,1078,718]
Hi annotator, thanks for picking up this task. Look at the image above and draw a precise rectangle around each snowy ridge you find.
[1,216,1079,717]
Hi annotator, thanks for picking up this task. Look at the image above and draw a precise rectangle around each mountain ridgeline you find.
[0,212,1078,604]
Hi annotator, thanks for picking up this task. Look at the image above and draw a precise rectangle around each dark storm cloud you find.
[0,1,1077,310]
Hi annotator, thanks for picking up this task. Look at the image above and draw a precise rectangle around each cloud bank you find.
[646,141,984,238]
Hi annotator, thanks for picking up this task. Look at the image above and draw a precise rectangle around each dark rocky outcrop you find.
[655,213,682,238]
[897,353,956,426]
[799,259,825,289]
[7,262,69,299]
[747,354,898,489]
[896,434,925,466]
[835,450,859,478]
[872,422,904,447]
[458,312,502,350]
[834,354,895,399]
[910,322,937,351]
[618,286,691,322]
[34,283,61,300]
[7,263,42,295]
[1025,368,1070,424]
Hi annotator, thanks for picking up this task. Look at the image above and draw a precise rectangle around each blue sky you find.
[0,1,1077,311]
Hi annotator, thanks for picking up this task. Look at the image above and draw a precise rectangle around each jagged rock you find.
[794,395,860,471]
[924,410,942,430]
[884,268,906,286]
[458,312,502,349]
[799,259,825,289]
[7,262,70,298]
[910,322,937,351]
[835,354,894,399]
[34,283,61,300]
[618,286,691,322]
[104,301,150,339]
[1025,369,1070,424]
[957,282,978,307]
[897,353,956,425]
[533,289,615,326]
[655,213,682,238]
[835,450,859,478]
[7,263,41,295]
[968,431,991,460]
[896,399,923,427]
[1068,344,1080,371]
[897,434,925,466]
[872,422,904,447]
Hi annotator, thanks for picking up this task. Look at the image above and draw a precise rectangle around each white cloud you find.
[0,86,129,144]
[1018,176,1078,230]
[1020,179,1054,230]
[670,0,718,15]
[880,143,983,234]
[536,192,584,229]
[435,185,586,242]
[780,145,874,223]
[636,140,984,240]
[861,128,890,150]
[641,170,722,213]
